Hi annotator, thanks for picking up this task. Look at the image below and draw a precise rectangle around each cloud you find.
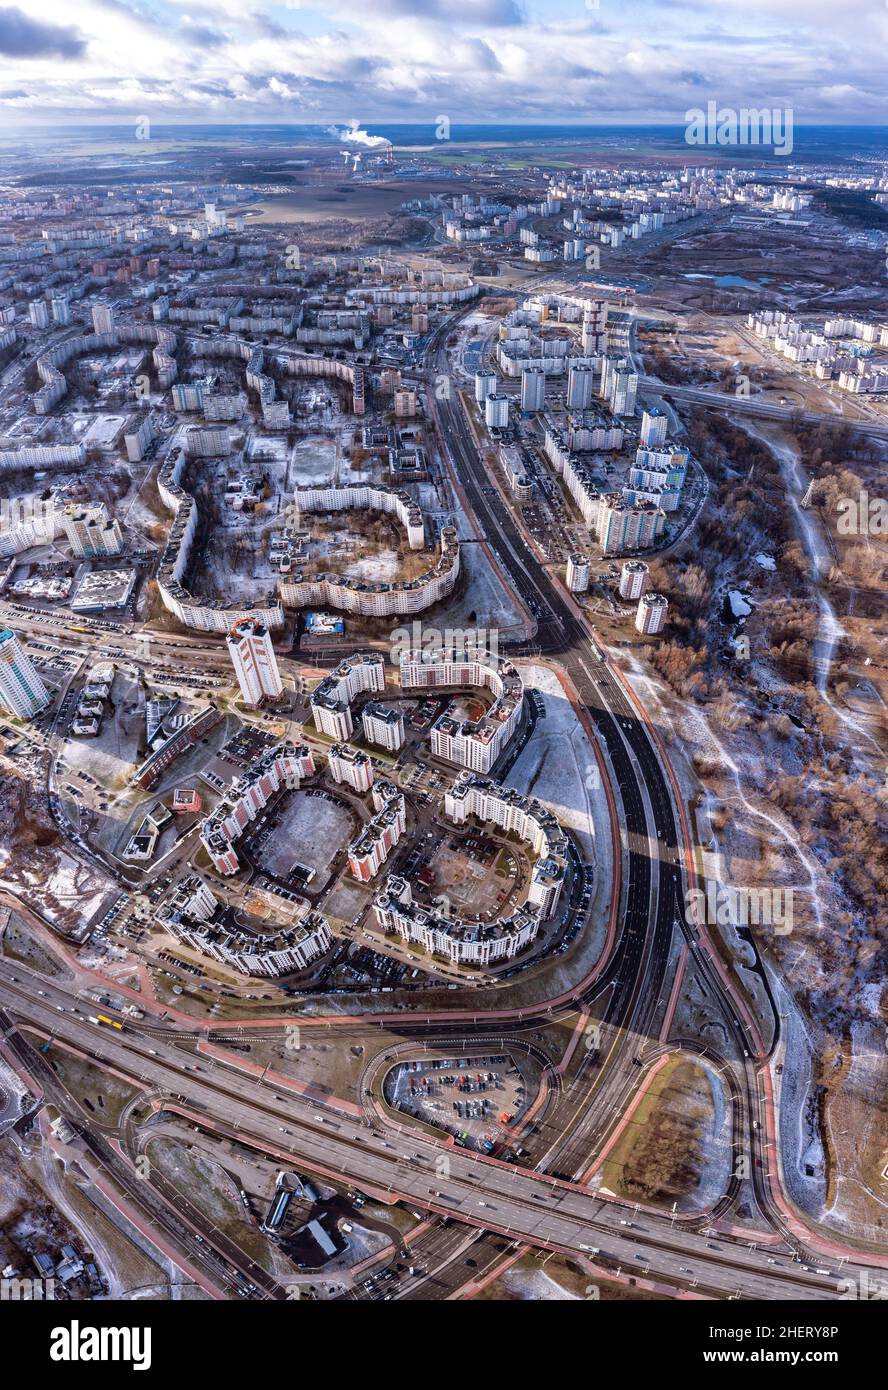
[0,0,883,123]
[180,18,228,48]
[254,13,291,40]
[0,6,85,58]
[326,0,523,24]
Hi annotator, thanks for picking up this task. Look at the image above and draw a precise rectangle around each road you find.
[637,376,888,437]
[0,978,859,1300]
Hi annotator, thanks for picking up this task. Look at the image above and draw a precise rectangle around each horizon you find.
[4,118,888,131]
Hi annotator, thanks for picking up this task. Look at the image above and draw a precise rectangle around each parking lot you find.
[386,1054,529,1152]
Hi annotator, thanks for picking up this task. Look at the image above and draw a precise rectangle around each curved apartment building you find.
[374,875,541,968]
[156,449,287,632]
[156,455,459,631]
[309,653,386,740]
[290,482,426,549]
[200,742,315,875]
[373,773,569,968]
[279,484,458,618]
[347,779,407,882]
[159,876,332,979]
[192,332,366,415]
[399,648,524,774]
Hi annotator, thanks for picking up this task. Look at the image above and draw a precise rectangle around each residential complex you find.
[399,649,524,774]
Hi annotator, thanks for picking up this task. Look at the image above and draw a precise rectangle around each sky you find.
[0,0,886,127]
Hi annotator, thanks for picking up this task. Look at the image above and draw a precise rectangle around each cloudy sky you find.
[0,0,886,126]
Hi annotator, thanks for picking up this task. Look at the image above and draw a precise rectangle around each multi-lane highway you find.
[637,375,888,437]
[0,976,862,1300]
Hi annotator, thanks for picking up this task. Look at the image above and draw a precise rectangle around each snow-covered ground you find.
[616,636,885,1231]
[738,420,882,758]
[434,542,528,637]
[507,662,616,975]
[501,1267,582,1300]
[510,663,602,865]
[767,962,828,1218]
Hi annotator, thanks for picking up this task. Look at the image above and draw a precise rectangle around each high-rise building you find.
[0,628,50,719]
[567,363,594,411]
[485,393,510,430]
[311,696,353,742]
[172,383,205,412]
[347,783,405,881]
[520,367,546,413]
[400,649,523,775]
[227,618,283,705]
[474,370,497,404]
[62,503,123,558]
[361,701,405,751]
[600,356,638,417]
[91,303,115,336]
[51,296,71,326]
[596,496,664,556]
[610,365,638,418]
[566,554,591,593]
[636,592,669,635]
[199,743,314,874]
[619,560,649,601]
[581,301,608,355]
[640,408,668,447]
[309,653,385,740]
[124,414,155,463]
[328,743,374,793]
[394,388,417,418]
[28,299,49,329]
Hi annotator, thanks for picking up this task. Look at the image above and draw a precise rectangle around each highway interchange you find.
[0,975,863,1300]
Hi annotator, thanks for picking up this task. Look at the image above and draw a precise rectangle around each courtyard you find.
[249,787,358,891]
[410,831,527,923]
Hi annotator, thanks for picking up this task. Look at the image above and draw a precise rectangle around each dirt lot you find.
[474,1249,669,1301]
[46,1048,142,1127]
[425,835,525,920]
